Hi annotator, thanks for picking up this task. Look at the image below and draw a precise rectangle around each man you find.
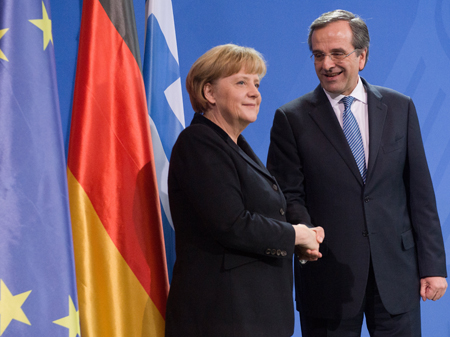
[267,9,447,337]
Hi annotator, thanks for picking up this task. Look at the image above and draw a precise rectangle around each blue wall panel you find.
[52,0,450,335]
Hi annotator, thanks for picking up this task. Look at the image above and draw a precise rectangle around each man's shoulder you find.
[362,79,411,103]
[278,87,322,113]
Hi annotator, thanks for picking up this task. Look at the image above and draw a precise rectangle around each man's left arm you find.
[405,98,448,298]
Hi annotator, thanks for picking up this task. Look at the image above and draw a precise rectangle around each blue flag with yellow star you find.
[0,1,80,336]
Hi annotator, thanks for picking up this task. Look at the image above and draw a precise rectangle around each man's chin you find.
[320,82,342,94]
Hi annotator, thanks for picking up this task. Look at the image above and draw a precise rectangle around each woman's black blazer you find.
[165,113,296,337]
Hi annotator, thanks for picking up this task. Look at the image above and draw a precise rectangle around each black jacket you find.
[267,78,447,319]
[166,113,296,337]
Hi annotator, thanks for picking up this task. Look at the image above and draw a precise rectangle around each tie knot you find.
[340,96,355,110]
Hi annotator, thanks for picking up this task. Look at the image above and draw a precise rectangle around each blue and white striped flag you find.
[143,0,184,281]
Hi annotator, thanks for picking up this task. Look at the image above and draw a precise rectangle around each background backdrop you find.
[51,0,450,335]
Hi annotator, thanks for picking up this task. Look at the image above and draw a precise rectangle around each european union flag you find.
[0,1,79,336]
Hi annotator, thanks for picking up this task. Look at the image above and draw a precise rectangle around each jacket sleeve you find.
[404,98,447,278]
[267,108,313,226]
[169,125,295,258]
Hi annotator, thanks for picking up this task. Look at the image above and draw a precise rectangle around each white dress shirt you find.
[323,77,369,167]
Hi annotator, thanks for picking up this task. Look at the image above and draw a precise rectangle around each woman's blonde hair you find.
[186,44,267,113]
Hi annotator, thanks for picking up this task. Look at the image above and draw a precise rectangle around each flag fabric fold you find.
[0,1,79,336]
[67,0,169,335]
[143,0,184,281]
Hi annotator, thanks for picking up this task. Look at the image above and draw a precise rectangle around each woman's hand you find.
[292,225,324,262]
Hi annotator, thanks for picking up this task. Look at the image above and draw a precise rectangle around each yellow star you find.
[53,296,81,337]
[29,1,53,50]
[0,28,9,61]
[0,280,32,335]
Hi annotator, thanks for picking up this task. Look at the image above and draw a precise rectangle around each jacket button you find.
[272,184,278,191]
[280,208,285,216]
[271,249,277,255]
[265,248,271,255]
[364,197,370,203]
[277,249,282,256]
[362,230,369,237]
[281,250,287,257]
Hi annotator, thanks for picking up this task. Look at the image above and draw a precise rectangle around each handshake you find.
[292,224,324,263]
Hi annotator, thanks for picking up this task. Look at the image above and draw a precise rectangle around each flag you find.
[144,0,184,281]
[0,1,79,336]
[67,0,169,335]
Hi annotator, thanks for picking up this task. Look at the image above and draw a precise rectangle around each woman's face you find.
[204,68,261,132]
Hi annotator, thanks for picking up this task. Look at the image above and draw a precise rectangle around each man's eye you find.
[331,52,345,58]
[314,54,324,60]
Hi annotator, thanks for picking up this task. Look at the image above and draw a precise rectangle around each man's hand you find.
[294,226,324,262]
[295,245,321,261]
[420,277,448,301]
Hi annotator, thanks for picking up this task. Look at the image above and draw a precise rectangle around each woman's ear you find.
[203,83,216,105]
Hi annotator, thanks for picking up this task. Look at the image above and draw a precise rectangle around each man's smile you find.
[324,70,343,77]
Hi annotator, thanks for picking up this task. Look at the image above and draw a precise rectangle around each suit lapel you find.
[228,136,275,182]
[191,113,274,182]
[308,80,388,186]
[308,85,365,184]
[362,79,387,182]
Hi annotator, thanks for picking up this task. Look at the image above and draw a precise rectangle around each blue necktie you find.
[341,96,367,183]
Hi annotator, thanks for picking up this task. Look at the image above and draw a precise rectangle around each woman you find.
[165,44,324,337]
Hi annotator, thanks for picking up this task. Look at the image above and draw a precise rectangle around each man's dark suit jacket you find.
[267,77,447,320]
[165,113,296,337]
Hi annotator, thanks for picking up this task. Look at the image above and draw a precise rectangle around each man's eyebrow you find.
[312,47,347,54]
[330,48,347,53]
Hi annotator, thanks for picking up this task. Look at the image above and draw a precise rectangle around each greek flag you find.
[143,0,184,281]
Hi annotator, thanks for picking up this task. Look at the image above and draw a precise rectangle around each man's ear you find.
[359,48,368,71]
[203,83,216,105]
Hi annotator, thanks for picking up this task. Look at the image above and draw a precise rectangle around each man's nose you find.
[322,54,336,69]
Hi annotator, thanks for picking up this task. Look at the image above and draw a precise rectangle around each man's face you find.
[311,20,367,95]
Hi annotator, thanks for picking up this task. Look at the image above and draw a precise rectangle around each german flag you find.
[67,0,169,335]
